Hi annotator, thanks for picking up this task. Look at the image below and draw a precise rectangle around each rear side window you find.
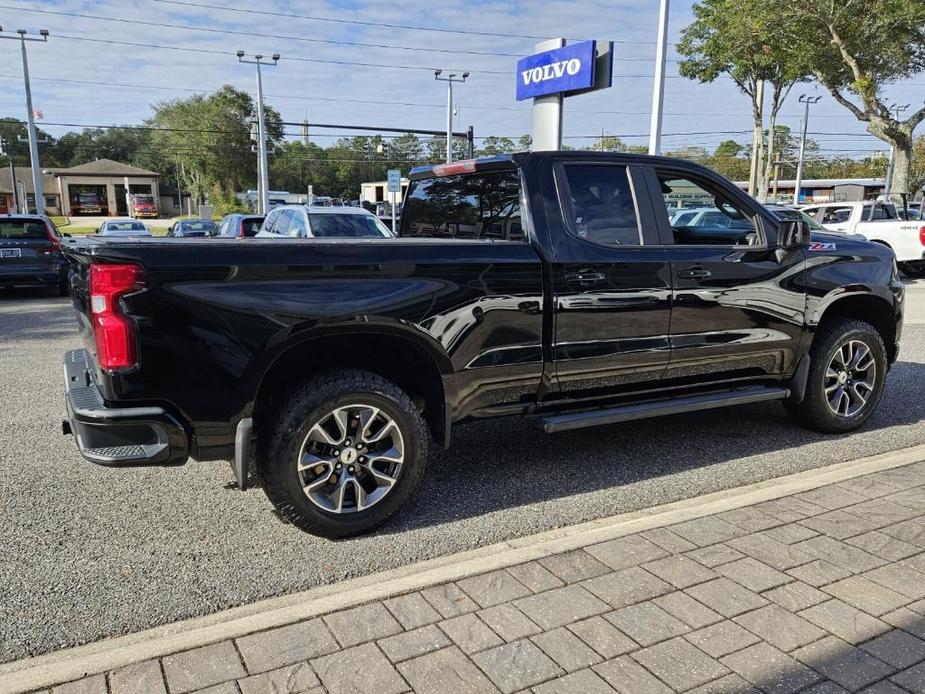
[401,170,523,240]
[561,164,641,247]
[0,219,47,239]
[242,217,263,237]
[308,213,391,238]
[821,207,852,224]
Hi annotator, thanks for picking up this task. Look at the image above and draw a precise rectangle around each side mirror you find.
[779,219,809,250]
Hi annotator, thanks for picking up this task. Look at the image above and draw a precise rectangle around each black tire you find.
[899,261,925,279]
[786,319,887,433]
[257,369,429,538]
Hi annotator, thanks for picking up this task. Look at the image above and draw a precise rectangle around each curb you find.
[3,442,925,694]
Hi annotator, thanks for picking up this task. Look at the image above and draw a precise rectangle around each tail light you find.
[431,160,477,177]
[238,221,245,238]
[44,221,60,251]
[90,263,144,371]
[919,226,925,246]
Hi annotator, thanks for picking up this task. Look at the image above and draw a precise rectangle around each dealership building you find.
[0,159,161,216]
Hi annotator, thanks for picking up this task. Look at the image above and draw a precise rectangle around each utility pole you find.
[237,50,279,215]
[792,94,821,206]
[434,71,468,163]
[648,0,670,155]
[1,26,49,215]
[772,158,782,203]
[883,103,910,200]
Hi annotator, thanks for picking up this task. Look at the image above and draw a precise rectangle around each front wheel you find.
[257,370,429,538]
[785,319,887,433]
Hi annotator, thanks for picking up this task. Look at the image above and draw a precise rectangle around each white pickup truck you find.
[801,201,925,277]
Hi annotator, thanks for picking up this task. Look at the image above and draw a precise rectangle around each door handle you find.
[677,267,712,279]
[565,270,606,284]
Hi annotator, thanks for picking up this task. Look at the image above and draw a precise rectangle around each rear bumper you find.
[0,264,64,287]
[63,348,189,466]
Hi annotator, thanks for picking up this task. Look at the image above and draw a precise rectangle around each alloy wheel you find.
[824,339,876,418]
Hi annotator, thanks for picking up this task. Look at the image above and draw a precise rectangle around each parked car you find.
[257,205,393,238]
[97,220,151,237]
[800,201,925,277]
[59,152,904,538]
[166,220,218,237]
[0,214,68,294]
[129,194,159,219]
[216,214,265,238]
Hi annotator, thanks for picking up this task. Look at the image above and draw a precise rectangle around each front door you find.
[648,166,807,386]
[547,161,673,399]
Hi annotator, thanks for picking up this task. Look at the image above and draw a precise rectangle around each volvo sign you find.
[516,40,597,101]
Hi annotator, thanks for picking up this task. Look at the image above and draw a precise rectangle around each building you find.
[0,158,160,216]
[733,178,886,204]
[360,177,409,205]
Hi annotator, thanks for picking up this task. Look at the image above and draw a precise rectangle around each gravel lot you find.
[1,282,924,662]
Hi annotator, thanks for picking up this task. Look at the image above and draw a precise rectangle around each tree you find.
[388,133,425,164]
[0,118,63,167]
[714,140,744,157]
[785,1,925,196]
[144,85,282,203]
[678,0,808,200]
[910,135,925,199]
[476,136,517,156]
[589,135,630,153]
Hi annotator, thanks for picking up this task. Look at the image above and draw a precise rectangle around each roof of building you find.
[0,167,58,195]
[50,159,160,177]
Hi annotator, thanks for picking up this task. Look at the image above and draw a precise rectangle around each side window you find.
[821,207,851,224]
[288,211,308,237]
[561,164,641,247]
[274,210,293,236]
[263,210,279,234]
[658,172,758,246]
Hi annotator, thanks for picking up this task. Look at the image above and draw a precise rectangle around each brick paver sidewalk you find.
[38,461,925,694]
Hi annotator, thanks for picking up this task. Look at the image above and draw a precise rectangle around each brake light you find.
[920,226,925,246]
[238,221,245,238]
[431,160,477,177]
[45,221,60,251]
[90,263,143,370]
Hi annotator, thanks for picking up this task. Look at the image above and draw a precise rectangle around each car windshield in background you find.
[0,219,47,239]
[106,222,147,232]
[308,213,392,238]
[401,170,523,240]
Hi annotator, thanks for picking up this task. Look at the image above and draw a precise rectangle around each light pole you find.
[1,26,49,215]
[792,94,822,206]
[434,70,468,163]
[238,50,279,215]
[883,103,910,199]
[648,0,670,155]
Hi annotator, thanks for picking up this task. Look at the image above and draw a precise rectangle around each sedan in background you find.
[167,220,218,238]
[97,220,151,237]
[216,214,265,238]
[256,205,393,239]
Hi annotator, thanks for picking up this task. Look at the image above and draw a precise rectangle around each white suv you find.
[257,205,393,239]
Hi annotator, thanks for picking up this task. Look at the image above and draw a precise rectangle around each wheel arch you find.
[252,328,452,447]
[812,293,898,363]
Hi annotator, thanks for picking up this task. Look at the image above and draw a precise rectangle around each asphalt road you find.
[1,282,924,662]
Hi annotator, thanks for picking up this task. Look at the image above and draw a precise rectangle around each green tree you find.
[785,1,925,195]
[476,136,517,156]
[0,118,63,167]
[387,133,425,164]
[909,135,925,198]
[144,85,282,203]
[678,0,809,200]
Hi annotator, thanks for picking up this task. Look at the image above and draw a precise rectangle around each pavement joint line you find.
[2,441,925,694]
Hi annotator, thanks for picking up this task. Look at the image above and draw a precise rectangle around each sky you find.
[0,0,921,161]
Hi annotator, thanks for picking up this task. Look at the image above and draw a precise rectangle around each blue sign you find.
[387,169,401,193]
[516,40,596,101]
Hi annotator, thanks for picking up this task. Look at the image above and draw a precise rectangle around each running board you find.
[533,386,790,434]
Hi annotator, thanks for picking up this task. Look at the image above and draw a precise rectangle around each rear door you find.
[0,217,57,278]
[647,165,807,386]
[547,160,672,397]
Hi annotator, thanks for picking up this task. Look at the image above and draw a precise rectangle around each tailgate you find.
[61,242,101,368]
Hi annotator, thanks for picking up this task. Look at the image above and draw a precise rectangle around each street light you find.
[238,50,280,215]
[648,0,670,155]
[434,71,468,163]
[0,27,49,214]
[792,94,822,206]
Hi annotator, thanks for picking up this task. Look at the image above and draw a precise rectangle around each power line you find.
[151,0,661,45]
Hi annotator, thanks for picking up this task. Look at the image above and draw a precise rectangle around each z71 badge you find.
[809,241,837,251]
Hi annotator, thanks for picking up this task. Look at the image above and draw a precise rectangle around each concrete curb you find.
[3,442,925,694]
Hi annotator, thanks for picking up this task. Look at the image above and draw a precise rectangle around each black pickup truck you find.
[60,152,905,537]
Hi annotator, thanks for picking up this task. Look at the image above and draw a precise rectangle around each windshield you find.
[308,213,393,238]
[769,207,825,231]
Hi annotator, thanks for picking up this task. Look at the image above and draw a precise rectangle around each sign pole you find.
[530,38,566,152]
[391,192,396,235]
[648,0,670,155]
[387,169,401,235]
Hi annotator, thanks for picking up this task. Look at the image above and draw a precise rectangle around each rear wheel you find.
[786,319,887,433]
[257,370,428,538]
